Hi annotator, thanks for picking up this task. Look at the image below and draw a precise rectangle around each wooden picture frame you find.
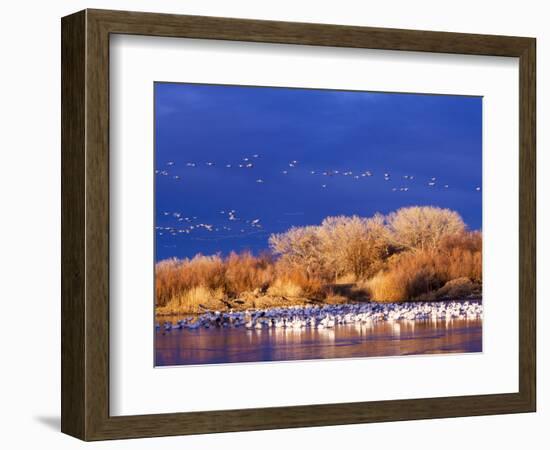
[61,9,536,441]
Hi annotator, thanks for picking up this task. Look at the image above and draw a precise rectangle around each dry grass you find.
[364,234,482,302]
[365,271,409,302]
[225,251,274,295]
[267,279,304,298]
[155,255,225,308]
[157,286,225,314]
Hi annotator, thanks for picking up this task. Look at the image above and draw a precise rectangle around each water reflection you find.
[155,319,482,366]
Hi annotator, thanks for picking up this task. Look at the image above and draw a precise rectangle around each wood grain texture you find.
[61,9,537,441]
[89,8,532,56]
[518,39,536,410]
[61,10,86,439]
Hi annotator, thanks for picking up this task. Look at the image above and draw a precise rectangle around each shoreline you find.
[156,293,482,317]
[156,299,483,331]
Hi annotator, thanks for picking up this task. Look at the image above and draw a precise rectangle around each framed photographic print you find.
[61,9,536,440]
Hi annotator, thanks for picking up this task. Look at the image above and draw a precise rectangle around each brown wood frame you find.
[61,9,536,441]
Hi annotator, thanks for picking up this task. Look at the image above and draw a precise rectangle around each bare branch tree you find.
[386,206,466,252]
[269,226,326,279]
[317,214,390,280]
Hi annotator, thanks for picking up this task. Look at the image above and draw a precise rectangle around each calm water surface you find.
[155,318,482,366]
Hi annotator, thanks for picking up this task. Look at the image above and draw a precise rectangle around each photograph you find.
[154,82,483,367]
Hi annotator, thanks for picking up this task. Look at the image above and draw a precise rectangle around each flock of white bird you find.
[156,155,482,192]
[157,301,483,331]
[155,155,481,238]
[156,208,262,237]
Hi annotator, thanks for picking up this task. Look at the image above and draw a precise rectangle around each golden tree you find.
[386,206,465,252]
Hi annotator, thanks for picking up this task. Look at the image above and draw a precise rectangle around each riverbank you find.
[156,300,483,331]
[156,280,482,316]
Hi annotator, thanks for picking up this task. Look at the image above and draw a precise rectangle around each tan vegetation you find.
[156,206,482,314]
[386,206,466,252]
